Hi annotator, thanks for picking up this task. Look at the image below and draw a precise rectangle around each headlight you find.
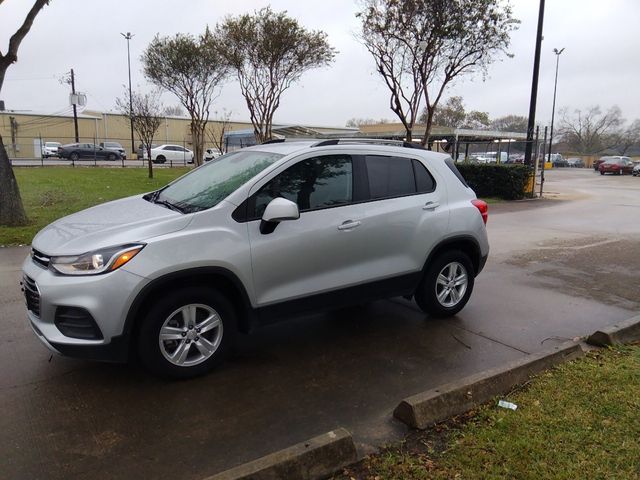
[50,244,145,276]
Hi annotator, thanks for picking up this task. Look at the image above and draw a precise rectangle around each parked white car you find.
[204,148,221,162]
[41,142,61,158]
[146,144,194,164]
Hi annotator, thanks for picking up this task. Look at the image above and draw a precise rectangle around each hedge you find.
[456,164,531,200]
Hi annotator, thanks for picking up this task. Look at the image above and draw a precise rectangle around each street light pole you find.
[523,0,546,166]
[121,32,135,159]
[547,48,565,166]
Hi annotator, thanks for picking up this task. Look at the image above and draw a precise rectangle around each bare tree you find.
[0,0,50,227]
[615,119,640,155]
[216,7,336,144]
[345,117,391,128]
[142,29,228,167]
[358,0,517,146]
[557,106,624,154]
[491,114,529,133]
[206,109,233,156]
[163,105,184,117]
[116,89,164,179]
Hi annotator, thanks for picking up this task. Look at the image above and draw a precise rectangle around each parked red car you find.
[599,158,635,175]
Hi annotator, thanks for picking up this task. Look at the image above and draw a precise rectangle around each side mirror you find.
[260,197,299,234]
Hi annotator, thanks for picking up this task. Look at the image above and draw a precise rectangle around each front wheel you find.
[70,152,79,161]
[137,286,236,378]
[107,153,116,161]
[414,250,475,318]
[600,171,605,175]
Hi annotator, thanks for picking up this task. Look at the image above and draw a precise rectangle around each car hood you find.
[32,195,192,255]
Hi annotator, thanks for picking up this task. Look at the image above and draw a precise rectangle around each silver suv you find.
[22,139,489,378]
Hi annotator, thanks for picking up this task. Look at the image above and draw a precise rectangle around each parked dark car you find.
[599,158,634,175]
[59,143,122,161]
[100,142,126,159]
[567,158,584,168]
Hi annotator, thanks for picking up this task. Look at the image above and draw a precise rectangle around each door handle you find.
[423,201,440,210]
[337,220,362,231]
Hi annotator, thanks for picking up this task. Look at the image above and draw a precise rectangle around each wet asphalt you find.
[1,168,638,479]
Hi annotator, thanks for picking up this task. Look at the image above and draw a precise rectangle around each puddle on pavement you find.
[505,237,640,311]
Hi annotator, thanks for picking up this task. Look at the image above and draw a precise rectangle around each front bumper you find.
[22,255,149,362]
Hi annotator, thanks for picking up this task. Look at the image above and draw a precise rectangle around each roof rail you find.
[311,138,426,150]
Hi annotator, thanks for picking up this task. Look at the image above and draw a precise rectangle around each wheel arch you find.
[423,235,483,277]
[124,267,255,358]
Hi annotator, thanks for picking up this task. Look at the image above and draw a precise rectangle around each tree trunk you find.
[421,108,435,148]
[191,121,206,167]
[146,147,153,179]
[0,134,28,227]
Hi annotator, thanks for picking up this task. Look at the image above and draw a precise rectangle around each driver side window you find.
[253,155,353,218]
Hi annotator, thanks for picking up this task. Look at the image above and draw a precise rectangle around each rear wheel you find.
[155,155,166,164]
[415,250,475,318]
[600,171,605,175]
[137,286,236,378]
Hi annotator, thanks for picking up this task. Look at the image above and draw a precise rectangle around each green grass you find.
[337,346,640,480]
[3,167,190,245]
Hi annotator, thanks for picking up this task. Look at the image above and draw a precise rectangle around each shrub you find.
[456,164,531,200]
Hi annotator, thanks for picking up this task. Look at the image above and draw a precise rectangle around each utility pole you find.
[547,48,565,167]
[70,68,79,142]
[524,0,546,166]
[121,32,135,159]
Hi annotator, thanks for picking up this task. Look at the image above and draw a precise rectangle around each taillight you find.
[471,199,488,225]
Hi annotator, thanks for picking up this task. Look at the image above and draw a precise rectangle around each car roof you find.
[240,139,449,160]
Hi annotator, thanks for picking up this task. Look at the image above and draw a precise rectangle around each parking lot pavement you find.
[1,168,638,479]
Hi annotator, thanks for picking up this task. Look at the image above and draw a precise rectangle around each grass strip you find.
[337,345,640,479]
[3,167,190,245]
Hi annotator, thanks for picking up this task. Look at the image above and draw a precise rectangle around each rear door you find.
[356,154,449,280]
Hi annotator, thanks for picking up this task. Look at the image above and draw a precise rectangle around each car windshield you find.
[150,150,283,213]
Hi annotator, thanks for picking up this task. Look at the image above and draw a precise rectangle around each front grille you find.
[23,275,41,317]
[31,248,51,269]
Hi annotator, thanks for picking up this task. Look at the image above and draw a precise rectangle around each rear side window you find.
[366,155,415,198]
[365,155,436,199]
[413,159,436,193]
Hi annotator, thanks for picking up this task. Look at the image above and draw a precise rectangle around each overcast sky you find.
[1,0,639,128]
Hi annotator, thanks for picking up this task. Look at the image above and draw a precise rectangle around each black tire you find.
[414,250,475,318]
[137,286,237,379]
[70,152,79,161]
[107,153,116,161]
[156,155,166,164]
[600,171,605,175]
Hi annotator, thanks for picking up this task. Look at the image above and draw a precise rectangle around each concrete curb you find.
[394,341,584,429]
[586,315,640,347]
[204,428,357,480]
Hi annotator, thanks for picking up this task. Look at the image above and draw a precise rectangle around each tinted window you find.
[366,155,415,199]
[254,155,353,217]
[413,159,436,192]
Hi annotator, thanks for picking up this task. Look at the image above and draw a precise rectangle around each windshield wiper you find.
[153,198,185,213]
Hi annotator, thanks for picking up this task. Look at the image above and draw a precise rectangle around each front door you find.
[247,154,368,307]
